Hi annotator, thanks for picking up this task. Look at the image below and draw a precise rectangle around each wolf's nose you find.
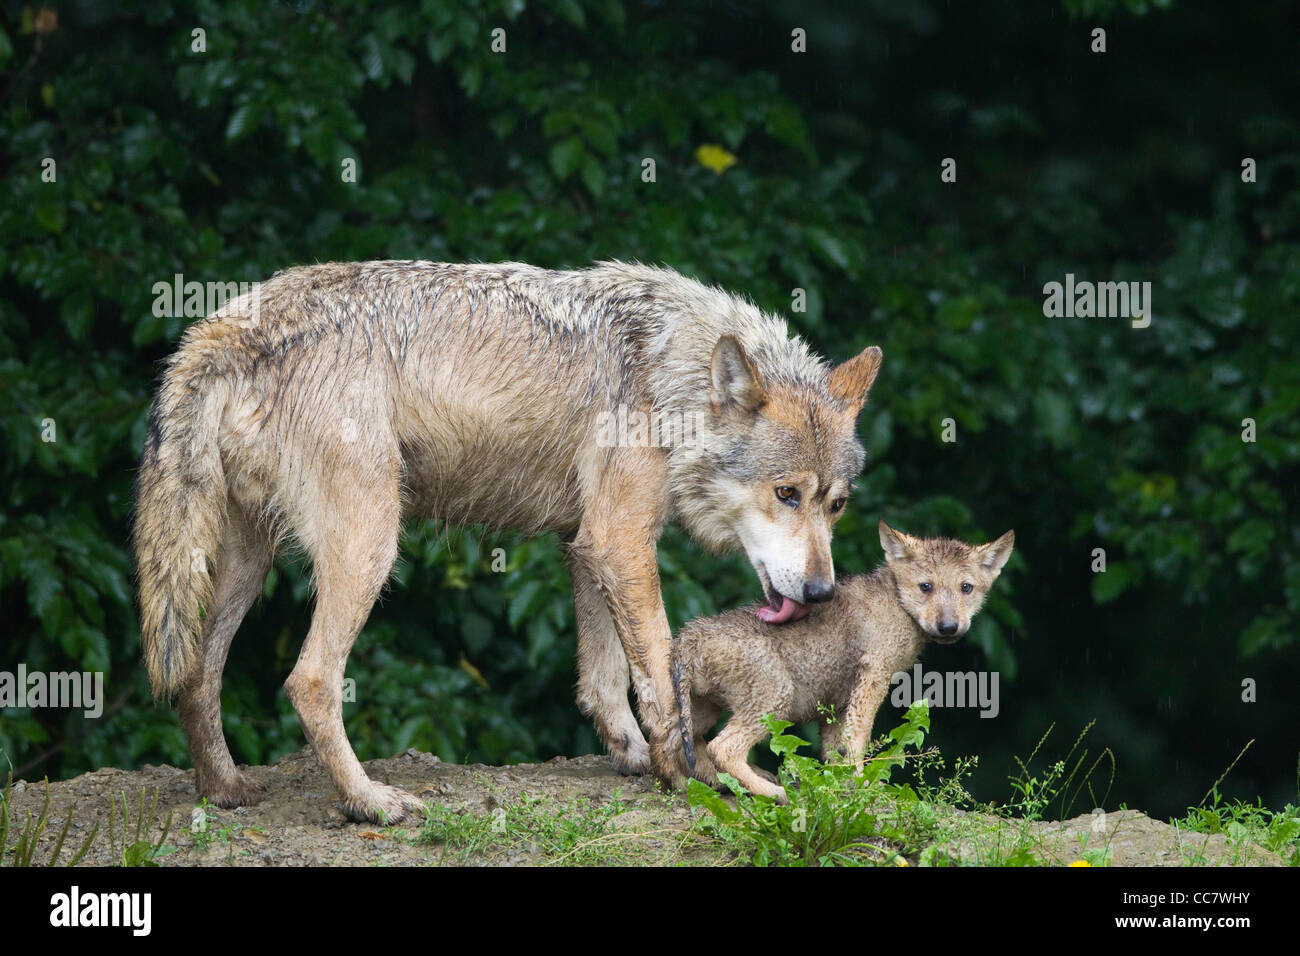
[938,620,958,636]
[803,579,834,603]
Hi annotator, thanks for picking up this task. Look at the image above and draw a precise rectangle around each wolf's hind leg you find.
[178,506,271,807]
[284,458,423,825]
[566,551,650,774]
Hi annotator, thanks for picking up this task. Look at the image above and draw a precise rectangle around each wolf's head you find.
[878,521,1015,643]
[676,335,882,625]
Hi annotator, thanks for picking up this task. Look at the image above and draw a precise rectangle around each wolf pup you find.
[672,520,1014,802]
[133,260,882,823]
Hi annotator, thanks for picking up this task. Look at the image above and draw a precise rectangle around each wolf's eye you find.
[961,582,973,594]
[919,582,933,594]
[775,486,800,506]
[830,497,847,513]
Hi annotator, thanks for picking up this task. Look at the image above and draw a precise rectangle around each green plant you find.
[686,700,934,866]
[1166,741,1300,865]
[106,788,175,867]
[188,799,241,853]
[0,773,97,866]
[1175,787,1300,867]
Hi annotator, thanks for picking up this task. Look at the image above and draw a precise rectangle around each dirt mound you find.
[2,749,1278,866]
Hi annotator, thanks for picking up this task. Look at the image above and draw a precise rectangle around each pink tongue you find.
[756,595,809,624]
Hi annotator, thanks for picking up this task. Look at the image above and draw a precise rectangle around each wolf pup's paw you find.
[689,751,719,788]
[752,766,781,786]
[346,783,425,826]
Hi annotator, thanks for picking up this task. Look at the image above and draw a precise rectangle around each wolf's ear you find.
[710,335,766,415]
[828,346,883,416]
[976,530,1015,575]
[879,520,914,562]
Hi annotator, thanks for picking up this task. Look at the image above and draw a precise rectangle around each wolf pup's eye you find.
[919,582,933,594]
[830,497,847,513]
[775,486,799,506]
[961,582,974,594]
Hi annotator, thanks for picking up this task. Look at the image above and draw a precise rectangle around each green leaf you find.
[1090,562,1133,604]
[508,579,542,629]
[687,778,740,822]
[580,155,606,197]
[225,103,258,141]
[427,32,455,63]
[549,136,584,179]
[553,0,588,29]
[804,226,851,272]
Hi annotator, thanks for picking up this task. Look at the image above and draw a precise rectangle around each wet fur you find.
[672,522,1014,802]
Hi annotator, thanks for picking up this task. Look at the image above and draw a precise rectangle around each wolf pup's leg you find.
[566,551,651,774]
[283,459,422,825]
[820,719,842,763]
[688,700,722,786]
[839,660,892,772]
[707,718,787,803]
[178,507,271,807]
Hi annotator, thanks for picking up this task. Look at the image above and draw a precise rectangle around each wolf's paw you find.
[200,770,264,808]
[345,784,425,826]
[650,736,696,790]
[608,732,651,776]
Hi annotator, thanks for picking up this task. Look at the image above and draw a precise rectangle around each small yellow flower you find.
[696,144,738,175]
[1069,860,1092,867]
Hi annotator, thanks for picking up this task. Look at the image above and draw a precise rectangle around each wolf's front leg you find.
[569,500,686,786]
[587,544,685,786]
[840,661,891,772]
[565,549,650,774]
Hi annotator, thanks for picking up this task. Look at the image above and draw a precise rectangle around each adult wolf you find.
[133,260,882,823]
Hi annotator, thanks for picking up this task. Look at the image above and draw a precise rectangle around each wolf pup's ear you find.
[878,520,914,562]
[710,335,767,415]
[976,530,1016,575]
[828,345,883,416]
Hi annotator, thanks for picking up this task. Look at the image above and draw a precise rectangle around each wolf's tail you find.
[133,342,229,698]
[671,654,696,777]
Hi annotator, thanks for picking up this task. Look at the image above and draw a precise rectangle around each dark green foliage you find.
[2,0,1297,817]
